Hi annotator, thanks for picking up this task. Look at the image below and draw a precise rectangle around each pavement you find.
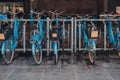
[0,53,120,80]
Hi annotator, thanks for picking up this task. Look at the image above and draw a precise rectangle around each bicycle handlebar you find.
[76,14,93,19]
[31,10,48,16]
[49,11,65,16]
[76,15,96,29]
[9,11,22,15]
[8,11,25,19]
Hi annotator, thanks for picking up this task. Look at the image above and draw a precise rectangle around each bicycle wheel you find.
[54,54,58,65]
[2,42,14,64]
[32,43,42,64]
[54,43,59,65]
[88,50,96,64]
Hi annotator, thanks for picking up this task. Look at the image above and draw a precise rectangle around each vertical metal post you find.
[71,18,74,53]
[74,18,77,53]
[68,24,70,48]
[63,20,65,40]
[49,19,52,51]
[23,21,26,53]
[79,20,81,51]
[104,21,107,51]
[47,18,50,54]
[50,24,52,51]
[62,20,65,49]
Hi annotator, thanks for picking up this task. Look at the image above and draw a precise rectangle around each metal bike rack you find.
[0,18,73,53]
[48,18,74,53]
[0,18,120,55]
[74,19,120,53]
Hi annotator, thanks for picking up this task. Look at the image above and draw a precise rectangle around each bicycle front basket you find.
[52,33,58,38]
[91,30,99,39]
[0,33,5,41]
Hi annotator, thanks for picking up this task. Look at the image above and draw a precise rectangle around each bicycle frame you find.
[30,10,45,56]
[52,41,60,55]
[106,18,120,50]
[1,13,21,54]
[50,11,68,53]
[12,18,21,51]
[82,20,97,52]
[51,14,60,55]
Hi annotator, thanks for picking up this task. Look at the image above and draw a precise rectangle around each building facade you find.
[0,0,120,16]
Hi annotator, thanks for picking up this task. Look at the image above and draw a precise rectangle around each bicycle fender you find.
[54,42,58,55]
[32,43,35,56]
[1,42,5,55]
[92,41,96,51]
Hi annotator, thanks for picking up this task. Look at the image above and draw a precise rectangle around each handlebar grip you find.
[9,11,21,15]
[49,11,65,15]
[31,10,48,15]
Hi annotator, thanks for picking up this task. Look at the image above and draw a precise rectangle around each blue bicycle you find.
[0,19,5,53]
[30,9,46,64]
[0,14,14,64]
[79,16,98,64]
[0,12,22,64]
[49,10,67,64]
[106,17,120,57]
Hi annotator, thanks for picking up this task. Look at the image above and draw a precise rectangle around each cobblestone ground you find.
[0,52,120,80]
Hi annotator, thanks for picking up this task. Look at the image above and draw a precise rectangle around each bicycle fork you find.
[90,39,96,51]
[53,42,58,55]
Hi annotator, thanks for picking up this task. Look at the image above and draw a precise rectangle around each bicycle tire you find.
[54,54,58,65]
[32,43,42,64]
[2,42,14,64]
[54,43,59,65]
[88,51,96,64]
